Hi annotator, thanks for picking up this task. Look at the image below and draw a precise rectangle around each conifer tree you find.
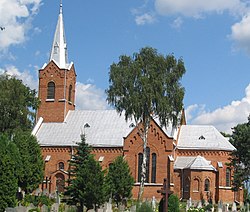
[12,131,44,193]
[105,156,134,206]
[0,135,20,211]
[64,135,105,211]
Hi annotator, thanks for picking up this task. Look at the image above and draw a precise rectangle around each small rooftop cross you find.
[157,178,173,212]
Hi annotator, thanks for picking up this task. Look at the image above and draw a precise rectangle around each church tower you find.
[37,1,76,123]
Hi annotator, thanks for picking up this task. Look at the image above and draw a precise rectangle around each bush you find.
[136,201,154,212]
[168,194,180,212]
[21,194,55,207]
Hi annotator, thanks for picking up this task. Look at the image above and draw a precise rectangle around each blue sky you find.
[0,0,250,133]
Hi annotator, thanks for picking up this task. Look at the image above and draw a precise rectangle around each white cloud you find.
[153,0,250,55]
[0,0,42,52]
[171,17,183,29]
[154,0,246,18]
[0,65,38,90]
[230,14,250,54]
[186,84,250,133]
[135,13,156,25]
[75,82,108,110]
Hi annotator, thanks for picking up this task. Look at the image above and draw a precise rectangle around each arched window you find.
[68,84,72,102]
[138,153,143,182]
[55,173,65,193]
[47,82,55,99]
[204,179,210,191]
[226,168,231,187]
[184,177,190,192]
[146,147,150,183]
[193,178,199,192]
[59,162,64,170]
[151,153,157,183]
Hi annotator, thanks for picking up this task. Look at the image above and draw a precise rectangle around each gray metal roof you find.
[174,156,216,171]
[34,110,175,147]
[177,125,235,151]
[35,110,135,147]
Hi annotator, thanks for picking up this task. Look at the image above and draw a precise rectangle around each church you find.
[32,2,243,204]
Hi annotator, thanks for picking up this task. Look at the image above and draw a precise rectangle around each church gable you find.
[123,119,174,186]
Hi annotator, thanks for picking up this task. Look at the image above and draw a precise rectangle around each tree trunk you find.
[137,118,150,201]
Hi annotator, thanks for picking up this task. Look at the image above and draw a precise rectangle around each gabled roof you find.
[34,110,175,147]
[35,110,135,147]
[177,125,235,151]
[174,156,216,171]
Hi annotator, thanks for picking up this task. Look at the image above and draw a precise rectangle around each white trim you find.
[134,183,163,186]
[41,63,47,69]
[58,98,66,102]
[45,155,51,162]
[98,156,104,162]
[32,117,44,136]
[46,99,55,102]
[219,186,232,190]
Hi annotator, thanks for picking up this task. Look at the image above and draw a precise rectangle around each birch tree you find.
[106,47,186,200]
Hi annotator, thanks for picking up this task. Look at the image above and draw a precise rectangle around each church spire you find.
[49,0,68,69]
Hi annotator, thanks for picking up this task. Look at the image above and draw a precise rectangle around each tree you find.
[12,131,44,194]
[106,47,186,200]
[168,194,180,212]
[0,134,20,211]
[229,116,250,190]
[64,135,105,211]
[0,74,39,135]
[105,156,134,206]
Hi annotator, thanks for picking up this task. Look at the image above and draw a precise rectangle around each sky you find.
[0,0,250,133]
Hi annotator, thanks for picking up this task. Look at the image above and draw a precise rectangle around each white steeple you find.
[49,0,69,69]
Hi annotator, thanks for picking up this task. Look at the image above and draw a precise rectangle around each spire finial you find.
[60,0,63,14]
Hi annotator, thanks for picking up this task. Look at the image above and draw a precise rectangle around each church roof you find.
[35,110,134,147]
[174,156,216,171]
[177,125,235,151]
[34,110,175,147]
[49,1,70,69]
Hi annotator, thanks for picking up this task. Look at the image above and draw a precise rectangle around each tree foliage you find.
[106,47,186,200]
[0,74,39,134]
[105,156,134,206]
[229,115,250,190]
[168,194,180,212]
[12,131,44,193]
[64,135,105,211]
[0,135,20,211]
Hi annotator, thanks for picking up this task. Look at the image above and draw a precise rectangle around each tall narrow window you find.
[226,168,231,187]
[193,178,199,192]
[47,82,55,99]
[68,84,72,102]
[151,153,157,183]
[138,153,143,182]
[204,179,210,191]
[184,177,190,192]
[146,147,150,183]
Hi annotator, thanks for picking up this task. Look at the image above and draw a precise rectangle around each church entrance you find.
[55,173,65,193]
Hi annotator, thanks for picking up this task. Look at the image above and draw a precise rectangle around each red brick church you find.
[33,2,243,204]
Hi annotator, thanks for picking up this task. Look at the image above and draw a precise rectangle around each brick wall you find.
[123,120,174,199]
[37,61,76,123]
